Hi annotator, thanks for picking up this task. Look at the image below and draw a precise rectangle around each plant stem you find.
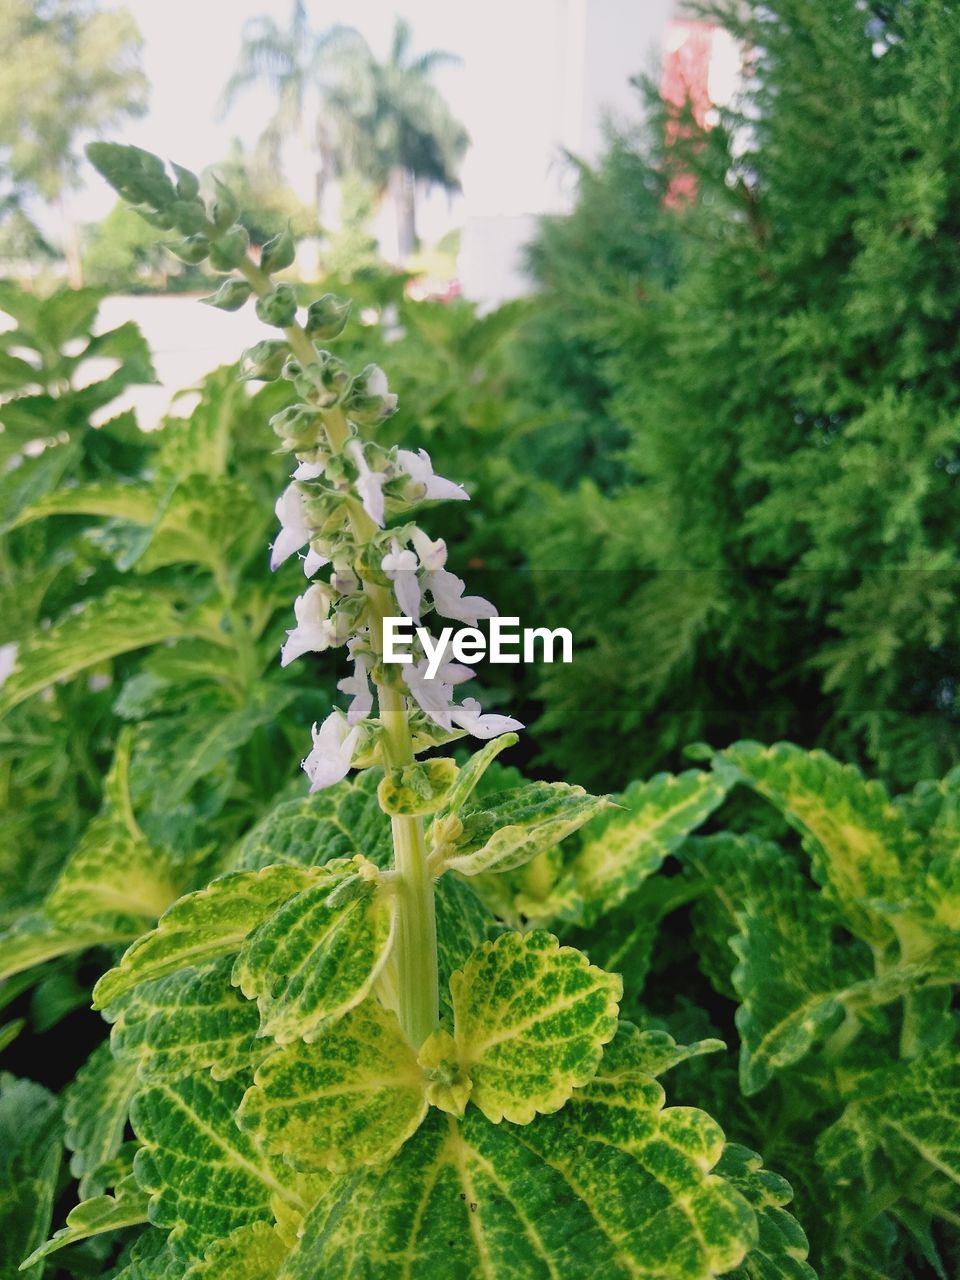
[237,253,440,1045]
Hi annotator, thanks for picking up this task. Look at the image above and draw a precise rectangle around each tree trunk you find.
[393,168,417,261]
[59,193,83,288]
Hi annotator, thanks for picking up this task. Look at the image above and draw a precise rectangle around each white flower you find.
[366,365,398,414]
[293,459,325,481]
[346,439,386,526]
[302,712,360,792]
[426,568,497,626]
[280,583,337,667]
[303,545,331,577]
[402,657,475,730]
[381,537,421,621]
[451,697,524,739]
[410,528,447,570]
[270,482,312,570]
[338,649,373,725]
[397,448,468,503]
[403,660,456,729]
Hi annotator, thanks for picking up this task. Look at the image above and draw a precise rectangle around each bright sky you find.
[75,0,513,222]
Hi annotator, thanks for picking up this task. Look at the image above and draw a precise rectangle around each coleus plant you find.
[13,141,819,1279]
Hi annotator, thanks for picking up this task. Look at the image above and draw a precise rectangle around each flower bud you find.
[133,205,175,231]
[261,228,296,274]
[255,284,298,328]
[211,178,240,232]
[238,339,288,382]
[270,404,321,447]
[293,355,350,408]
[281,356,302,381]
[167,235,210,265]
[200,279,253,312]
[171,162,200,200]
[344,364,398,424]
[209,226,250,272]
[305,293,351,340]
[86,142,176,210]
[170,199,207,235]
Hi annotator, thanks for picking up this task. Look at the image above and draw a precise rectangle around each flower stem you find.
[238,252,440,1045]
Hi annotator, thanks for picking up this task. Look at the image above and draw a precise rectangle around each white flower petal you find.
[338,652,374,725]
[347,439,385,527]
[451,697,524,740]
[303,545,331,577]
[397,448,468,503]
[427,569,497,625]
[403,661,454,730]
[302,713,360,792]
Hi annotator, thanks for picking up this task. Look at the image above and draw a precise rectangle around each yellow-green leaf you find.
[93,865,328,1010]
[19,1175,150,1270]
[184,1222,290,1278]
[237,999,427,1173]
[449,930,621,1124]
[232,870,396,1044]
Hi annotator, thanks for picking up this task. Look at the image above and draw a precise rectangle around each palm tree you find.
[222,1,361,217]
[327,18,468,260]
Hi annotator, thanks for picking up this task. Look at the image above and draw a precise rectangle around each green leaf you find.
[111,1228,183,1280]
[618,1023,725,1078]
[434,733,519,819]
[20,1175,150,1269]
[714,742,917,943]
[0,911,142,984]
[64,1040,139,1197]
[184,1222,290,1278]
[229,771,391,872]
[11,480,159,530]
[232,866,396,1044]
[111,957,266,1082]
[444,929,621,1123]
[565,769,732,924]
[715,1145,816,1280]
[0,1077,62,1278]
[237,998,427,1173]
[93,865,328,1010]
[282,1095,756,1279]
[0,440,81,532]
[46,735,182,926]
[436,781,610,877]
[0,588,195,716]
[132,1073,302,1258]
[817,1048,960,1219]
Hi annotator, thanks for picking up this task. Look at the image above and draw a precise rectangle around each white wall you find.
[458,0,676,304]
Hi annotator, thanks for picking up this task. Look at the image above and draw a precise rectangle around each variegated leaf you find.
[237,999,427,1173]
[437,782,610,878]
[94,865,330,1010]
[713,741,917,944]
[0,1078,62,1279]
[232,871,396,1043]
[111,957,266,1081]
[184,1222,290,1278]
[131,1073,304,1258]
[281,1093,756,1279]
[0,910,141,984]
[714,1145,817,1280]
[566,769,731,924]
[444,929,621,1123]
[20,1174,150,1268]
[64,1040,139,1197]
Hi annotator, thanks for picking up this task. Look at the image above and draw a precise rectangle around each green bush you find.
[507,0,960,792]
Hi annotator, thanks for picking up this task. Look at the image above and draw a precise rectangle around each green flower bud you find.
[238,339,289,382]
[171,162,200,201]
[211,177,240,232]
[167,234,210,265]
[255,284,299,328]
[170,199,207,235]
[344,363,398,424]
[209,226,250,272]
[261,228,296,274]
[305,293,351,340]
[270,404,321,447]
[133,205,175,231]
[281,355,302,381]
[293,354,350,408]
[200,279,253,312]
[86,142,176,210]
